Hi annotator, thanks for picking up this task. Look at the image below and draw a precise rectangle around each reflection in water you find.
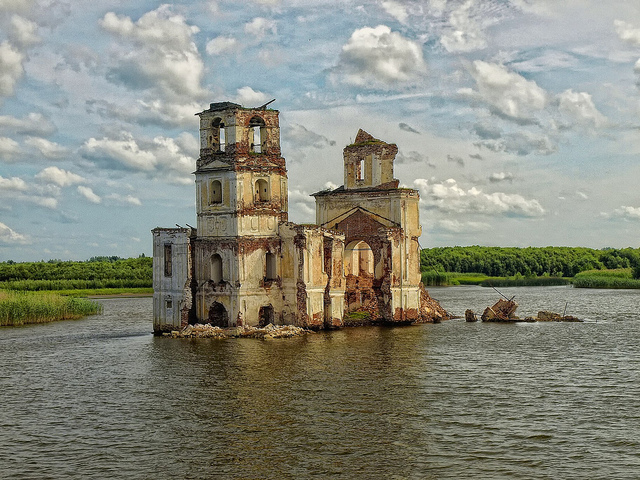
[1,289,639,479]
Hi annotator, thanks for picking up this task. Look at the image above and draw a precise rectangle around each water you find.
[0,287,638,479]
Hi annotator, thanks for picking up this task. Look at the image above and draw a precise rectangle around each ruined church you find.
[152,102,446,334]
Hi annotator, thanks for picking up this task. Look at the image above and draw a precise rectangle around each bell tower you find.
[195,101,288,238]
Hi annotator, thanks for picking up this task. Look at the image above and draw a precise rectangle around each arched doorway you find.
[208,302,228,327]
[344,240,374,277]
[258,305,274,327]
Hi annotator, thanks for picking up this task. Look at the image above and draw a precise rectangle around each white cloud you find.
[614,19,640,46]
[489,172,514,183]
[244,17,277,39]
[9,15,41,47]
[335,25,427,87]
[100,5,206,100]
[0,174,27,191]
[0,136,20,159]
[206,36,238,55]
[85,98,202,128]
[476,130,557,156]
[437,219,490,233]
[611,205,640,220]
[0,221,29,245]
[80,131,196,183]
[0,113,56,136]
[77,186,101,204]
[234,86,269,106]
[0,41,25,97]
[414,177,545,217]
[25,137,69,159]
[35,166,85,187]
[440,0,487,53]
[381,1,408,24]
[465,61,547,120]
[106,193,142,206]
[557,89,607,128]
[283,123,336,149]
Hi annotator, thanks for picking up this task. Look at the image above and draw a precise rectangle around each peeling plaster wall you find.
[152,227,195,333]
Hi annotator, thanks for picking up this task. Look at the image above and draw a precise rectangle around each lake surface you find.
[1,286,639,479]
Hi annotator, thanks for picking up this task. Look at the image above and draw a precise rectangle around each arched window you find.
[210,118,226,152]
[211,254,223,283]
[255,178,269,202]
[249,116,266,153]
[210,180,222,204]
[265,252,276,280]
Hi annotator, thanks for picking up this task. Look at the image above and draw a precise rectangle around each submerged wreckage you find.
[152,101,448,335]
[466,297,582,323]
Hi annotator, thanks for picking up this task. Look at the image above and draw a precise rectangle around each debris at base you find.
[468,298,583,323]
[465,309,478,322]
[481,298,521,322]
[163,323,312,339]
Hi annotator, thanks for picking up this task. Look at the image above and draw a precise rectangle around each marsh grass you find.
[573,268,640,289]
[0,290,103,326]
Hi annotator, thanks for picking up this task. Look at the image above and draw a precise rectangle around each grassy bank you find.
[0,290,103,326]
[573,268,640,289]
[421,270,570,287]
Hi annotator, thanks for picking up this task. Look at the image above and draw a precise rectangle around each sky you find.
[1,0,640,262]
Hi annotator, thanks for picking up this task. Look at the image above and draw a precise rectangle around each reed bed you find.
[0,290,103,326]
[572,269,640,289]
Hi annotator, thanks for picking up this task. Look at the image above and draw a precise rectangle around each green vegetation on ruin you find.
[420,246,640,288]
[0,290,103,326]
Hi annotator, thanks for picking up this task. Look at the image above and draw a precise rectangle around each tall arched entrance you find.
[343,240,380,321]
[208,302,229,327]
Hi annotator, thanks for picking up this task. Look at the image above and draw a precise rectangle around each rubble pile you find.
[469,298,584,323]
[481,298,521,322]
[165,323,312,339]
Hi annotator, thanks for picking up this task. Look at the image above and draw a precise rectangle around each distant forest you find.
[421,246,640,278]
[0,256,152,291]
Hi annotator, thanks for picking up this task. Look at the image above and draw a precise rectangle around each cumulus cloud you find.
[244,17,277,39]
[206,36,238,55]
[234,86,269,106]
[80,131,196,183]
[0,136,21,160]
[9,15,41,47]
[77,186,101,204]
[283,123,336,149]
[100,5,206,101]
[0,174,27,191]
[0,221,29,244]
[476,130,556,156]
[106,193,142,206]
[463,61,547,121]
[35,166,85,187]
[614,20,640,46]
[437,219,490,233]
[0,113,56,136]
[414,177,545,217]
[440,0,487,53]
[557,89,607,128]
[334,25,426,87]
[85,98,202,128]
[0,41,25,97]
[610,205,640,220]
[25,137,69,159]
[288,188,315,217]
[381,1,408,24]
[489,172,514,183]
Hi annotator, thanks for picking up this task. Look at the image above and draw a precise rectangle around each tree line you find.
[0,257,152,289]
[420,246,640,278]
